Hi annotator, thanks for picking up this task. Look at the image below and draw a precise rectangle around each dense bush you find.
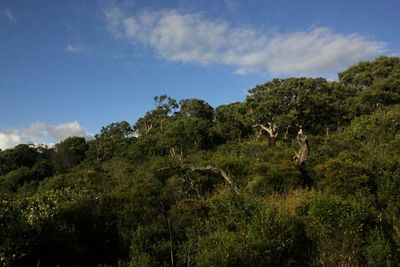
[1,56,400,266]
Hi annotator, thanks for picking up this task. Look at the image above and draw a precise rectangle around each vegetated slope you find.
[1,56,400,266]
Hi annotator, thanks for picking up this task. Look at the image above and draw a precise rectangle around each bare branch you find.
[255,123,278,147]
[156,163,238,193]
[259,123,278,138]
[186,164,234,185]
[144,122,153,135]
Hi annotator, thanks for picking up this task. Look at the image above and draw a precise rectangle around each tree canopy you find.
[1,56,400,266]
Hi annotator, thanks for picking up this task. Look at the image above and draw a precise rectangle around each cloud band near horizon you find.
[105,7,386,77]
[0,121,91,150]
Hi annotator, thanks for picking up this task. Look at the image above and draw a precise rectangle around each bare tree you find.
[293,128,308,165]
[254,123,279,147]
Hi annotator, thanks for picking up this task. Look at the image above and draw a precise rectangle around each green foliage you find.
[179,98,214,121]
[212,102,251,143]
[52,136,88,171]
[246,77,348,135]
[195,200,312,266]
[340,56,400,117]
[133,95,178,137]
[315,152,373,198]
[339,56,400,89]
[129,218,172,266]
[0,160,53,194]
[365,228,394,266]
[0,196,32,266]
[303,192,388,266]
[343,105,400,142]
[0,144,41,175]
[88,121,134,160]
[0,188,121,266]
[2,56,400,266]
[164,116,212,153]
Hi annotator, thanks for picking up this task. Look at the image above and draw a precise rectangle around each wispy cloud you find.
[0,121,91,150]
[104,7,386,77]
[65,44,85,53]
[3,8,17,22]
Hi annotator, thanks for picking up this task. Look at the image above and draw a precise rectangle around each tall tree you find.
[246,78,345,138]
[212,102,251,144]
[339,56,400,117]
[53,136,88,171]
[89,121,134,160]
[162,99,214,153]
[134,95,178,136]
[179,99,213,121]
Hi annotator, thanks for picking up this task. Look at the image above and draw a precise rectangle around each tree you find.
[179,98,213,121]
[53,136,88,171]
[134,95,178,136]
[339,56,400,90]
[212,102,251,144]
[161,99,214,152]
[0,144,39,175]
[163,117,211,153]
[246,78,344,139]
[339,56,400,117]
[89,121,134,160]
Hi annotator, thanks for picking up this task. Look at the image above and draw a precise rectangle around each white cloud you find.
[65,44,85,53]
[0,132,21,150]
[3,8,16,22]
[105,8,386,77]
[48,122,87,141]
[0,121,91,150]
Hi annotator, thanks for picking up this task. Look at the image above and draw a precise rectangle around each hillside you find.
[1,56,400,266]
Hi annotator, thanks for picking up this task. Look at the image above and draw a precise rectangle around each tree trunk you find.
[259,123,278,147]
[269,136,277,147]
[293,128,308,165]
[284,124,291,140]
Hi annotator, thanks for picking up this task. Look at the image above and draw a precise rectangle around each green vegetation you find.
[1,56,400,266]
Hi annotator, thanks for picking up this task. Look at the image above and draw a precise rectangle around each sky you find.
[0,0,399,149]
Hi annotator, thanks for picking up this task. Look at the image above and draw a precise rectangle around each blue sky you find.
[0,0,399,149]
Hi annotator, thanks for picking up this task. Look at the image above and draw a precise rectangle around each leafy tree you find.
[52,136,88,171]
[2,56,400,266]
[246,78,346,138]
[179,98,213,121]
[339,56,400,117]
[88,121,134,160]
[164,117,212,153]
[0,144,40,175]
[339,56,400,89]
[134,95,178,137]
[212,102,251,144]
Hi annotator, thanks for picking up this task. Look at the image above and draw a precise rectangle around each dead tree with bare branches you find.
[254,122,279,147]
[293,128,308,165]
